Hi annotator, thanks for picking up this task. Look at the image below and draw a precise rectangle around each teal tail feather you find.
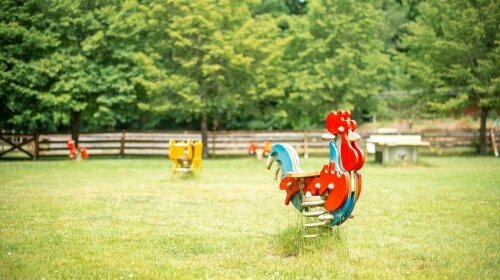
[266,144,302,180]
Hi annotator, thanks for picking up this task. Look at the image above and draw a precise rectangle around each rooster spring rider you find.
[267,110,365,238]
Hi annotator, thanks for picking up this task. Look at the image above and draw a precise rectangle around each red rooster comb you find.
[326,110,365,171]
[326,110,357,134]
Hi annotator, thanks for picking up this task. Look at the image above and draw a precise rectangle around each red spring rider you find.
[79,147,89,159]
[248,143,257,155]
[67,138,77,159]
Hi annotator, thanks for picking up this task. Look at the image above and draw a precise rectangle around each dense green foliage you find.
[282,0,391,127]
[0,0,498,151]
[402,0,498,114]
[400,0,499,153]
[1,1,147,132]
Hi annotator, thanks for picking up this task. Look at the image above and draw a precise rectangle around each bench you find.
[366,134,430,164]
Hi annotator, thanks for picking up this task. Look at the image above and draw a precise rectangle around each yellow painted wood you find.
[169,139,202,174]
[285,170,320,178]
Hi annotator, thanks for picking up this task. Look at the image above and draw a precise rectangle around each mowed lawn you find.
[0,156,499,279]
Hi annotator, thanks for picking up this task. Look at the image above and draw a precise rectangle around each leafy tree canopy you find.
[401,0,499,153]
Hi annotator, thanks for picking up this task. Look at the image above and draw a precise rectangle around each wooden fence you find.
[0,129,499,159]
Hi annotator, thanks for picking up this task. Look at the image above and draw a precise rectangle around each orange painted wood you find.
[355,172,362,201]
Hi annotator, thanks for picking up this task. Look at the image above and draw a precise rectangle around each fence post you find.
[211,130,216,156]
[303,130,309,158]
[491,128,498,157]
[33,133,39,160]
[120,130,125,158]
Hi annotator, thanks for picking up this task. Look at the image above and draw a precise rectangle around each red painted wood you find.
[348,120,365,170]
[279,177,300,205]
[351,141,365,170]
[339,133,359,171]
[317,161,349,211]
[325,110,351,135]
[326,110,361,171]
[302,177,320,196]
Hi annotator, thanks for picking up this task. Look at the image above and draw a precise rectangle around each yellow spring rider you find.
[168,139,203,174]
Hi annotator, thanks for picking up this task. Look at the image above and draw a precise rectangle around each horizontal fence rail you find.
[0,128,499,159]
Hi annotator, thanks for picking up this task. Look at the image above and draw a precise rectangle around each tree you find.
[140,0,286,156]
[42,1,153,144]
[1,1,151,144]
[401,0,499,154]
[252,0,308,16]
[280,0,391,127]
[0,0,59,132]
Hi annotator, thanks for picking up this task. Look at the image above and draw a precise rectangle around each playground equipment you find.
[66,138,89,160]
[67,138,77,159]
[249,141,272,160]
[168,139,203,174]
[79,147,89,159]
[267,110,365,238]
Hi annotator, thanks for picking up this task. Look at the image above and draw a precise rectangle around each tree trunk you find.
[201,114,209,158]
[70,110,81,147]
[479,107,489,155]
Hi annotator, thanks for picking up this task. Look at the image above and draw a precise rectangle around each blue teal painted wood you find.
[334,172,359,225]
[329,142,343,172]
[340,193,356,224]
[331,192,354,226]
[290,193,303,212]
[268,144,302,179]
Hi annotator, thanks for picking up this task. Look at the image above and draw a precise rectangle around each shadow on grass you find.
[271,217,349,258]
[272,219,303,257]
[169,171,202,181]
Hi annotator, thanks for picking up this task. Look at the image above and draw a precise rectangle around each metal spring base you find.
[301,195,333,238]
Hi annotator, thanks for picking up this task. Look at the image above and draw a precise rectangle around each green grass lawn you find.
[1,156,499,279]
